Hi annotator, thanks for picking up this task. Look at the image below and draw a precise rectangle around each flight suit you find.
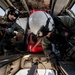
[58,16,75,60]
[58,16,75,44]
[58,16,75,32]
[42,35,60,71]
[41,16,75,70]
[0,16,24,53]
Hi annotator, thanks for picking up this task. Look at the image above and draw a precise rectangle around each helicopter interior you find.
[0,0,75,75]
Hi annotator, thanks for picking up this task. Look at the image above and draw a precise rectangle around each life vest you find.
[27,33,44,52]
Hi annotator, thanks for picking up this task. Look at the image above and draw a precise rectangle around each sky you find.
[0,7,5,16]
[71,4,75,14]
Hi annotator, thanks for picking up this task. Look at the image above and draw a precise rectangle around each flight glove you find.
[5,28,14,34]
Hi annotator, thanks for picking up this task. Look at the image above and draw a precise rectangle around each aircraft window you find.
[0,7,5,16]
[70,4,75,14]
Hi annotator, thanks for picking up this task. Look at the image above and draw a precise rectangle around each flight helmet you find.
[6,6,19,19]
[29,11,54,36]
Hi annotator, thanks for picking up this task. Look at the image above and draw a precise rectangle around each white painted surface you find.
[16,69,55,75]
[0,66,6,75]
[16,18,27,31]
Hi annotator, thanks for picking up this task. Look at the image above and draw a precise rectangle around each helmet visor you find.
[9,9,19,18]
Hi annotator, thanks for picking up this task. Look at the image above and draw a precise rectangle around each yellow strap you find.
[66,0,75,9]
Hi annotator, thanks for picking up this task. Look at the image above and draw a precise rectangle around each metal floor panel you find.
[60,61,75,75]
[0,53,23,67]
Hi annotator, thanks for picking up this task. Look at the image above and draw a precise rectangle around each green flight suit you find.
[58,16,75,34]
[0,16,24,51]
[41,15,75,60]
[59,16,75,44]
